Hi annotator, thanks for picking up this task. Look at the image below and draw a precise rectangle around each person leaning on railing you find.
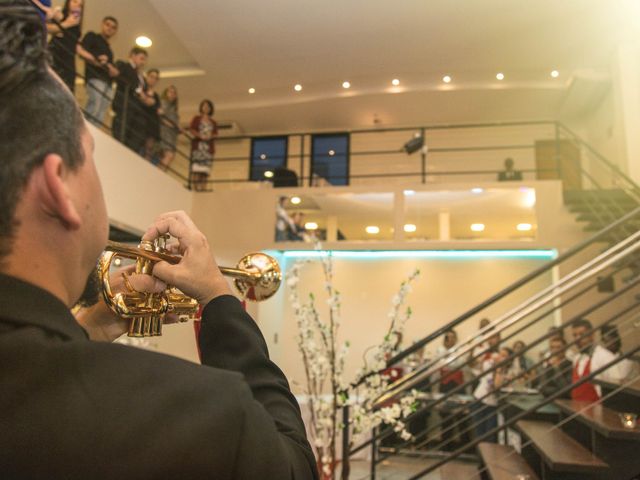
[112,46,148,152]
[47,0,93,93]
[80,15,119,126]
[158,85,180,171]
[535,336,572,399]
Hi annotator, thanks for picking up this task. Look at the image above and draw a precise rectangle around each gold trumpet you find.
[99,237,281,337]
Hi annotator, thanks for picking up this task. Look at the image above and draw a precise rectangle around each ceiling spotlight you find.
[365,226,380,234]
[404,224,417,233]
[404,190,416,196]
[305,222,318,230]
[496,73,505,81]
[290,196,301,205]
[470,223,485,232]
[135,36,152,48]
[259,153,267,160]
[391,78,400,86]
[342,81,351,89]
[517,223,533,231]
[442,75,452,83]
[294,84,303,92]
[264,170,274,178]
[248,87,256,94]
[550,70,559,78]
[328,149,335,156]
[471,187,484,194]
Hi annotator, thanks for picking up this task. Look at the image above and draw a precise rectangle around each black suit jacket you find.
[0,274,317,479]
[112,60,142,114]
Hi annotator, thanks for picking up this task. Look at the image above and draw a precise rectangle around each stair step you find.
[516,419,608,472]
[555,399,640,441]
[477,442,539,480]
[438,461,480,480]
[564,189,638,203]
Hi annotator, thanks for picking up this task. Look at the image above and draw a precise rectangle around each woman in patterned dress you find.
[189,99,217,191]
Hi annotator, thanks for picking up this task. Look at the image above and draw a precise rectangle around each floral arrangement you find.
[287,250,420,479]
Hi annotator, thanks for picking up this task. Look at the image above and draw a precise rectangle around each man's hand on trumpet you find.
[74,264,172,342]
[142,210,232,305]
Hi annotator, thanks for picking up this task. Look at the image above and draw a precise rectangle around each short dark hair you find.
[129,46,148,57]
[199,99,214,115]
[572,318,593,330]
[0,0,85,263]
[103,15,118,25]
[147,68,160,76]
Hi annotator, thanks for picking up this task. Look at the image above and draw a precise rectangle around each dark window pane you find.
[250,137,288,181]
[312,134,349,186]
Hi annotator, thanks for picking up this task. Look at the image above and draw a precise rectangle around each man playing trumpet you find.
[0,1,317,478]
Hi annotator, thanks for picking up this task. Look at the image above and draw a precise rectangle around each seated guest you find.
[571,319,633,402]
[437,329,467,450]
[471,329,501,443]
[511,340,535,386]
[536,336,572,399]
[497,157,522,181]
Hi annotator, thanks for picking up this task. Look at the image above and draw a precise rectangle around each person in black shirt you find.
[81,16,119,126]
[112,46,148,153]
[536,336,572,399]
[47,0,94,93]
[497,157,523,181]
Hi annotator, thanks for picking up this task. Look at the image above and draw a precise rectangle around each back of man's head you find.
[0,0,85,264]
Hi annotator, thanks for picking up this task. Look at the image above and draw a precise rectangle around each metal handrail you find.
[370,227,640,407]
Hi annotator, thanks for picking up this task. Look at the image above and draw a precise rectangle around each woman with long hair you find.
[159,85,180,171]
[47,0,95,93]
[189,99,217,191]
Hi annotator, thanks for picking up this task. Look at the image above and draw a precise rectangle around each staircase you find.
[340,128,640,480]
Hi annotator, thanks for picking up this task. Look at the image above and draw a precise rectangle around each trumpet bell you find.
[232,253,281,302]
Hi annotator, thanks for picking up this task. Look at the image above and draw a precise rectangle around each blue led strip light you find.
[277,250,557,260]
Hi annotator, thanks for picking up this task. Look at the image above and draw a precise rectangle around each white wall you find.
[91,124,193,233]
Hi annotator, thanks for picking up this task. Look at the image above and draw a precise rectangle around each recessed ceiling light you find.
[404,189,416,196]
[470,223,485,232]
[264,170,274,178]
[496,72,505,81]
[442,75,452,83]
[290,196,301,205]
[294,84,303,92]
[135,36,152,48]
[248,87,256,94]
[391,78,400,86]
[550,70,559,78]
[471,187,484,194]
[366,226,380,234]
[259,153,267,160]
[404,224,417,233]
[517,223,533,231]
[342,81,351,89]
[328,149,335,156]
[305,222,318,230]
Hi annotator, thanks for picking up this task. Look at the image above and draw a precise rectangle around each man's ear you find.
[37,154,82,230]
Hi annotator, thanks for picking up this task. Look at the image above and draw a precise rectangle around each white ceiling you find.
[78,0,638,133]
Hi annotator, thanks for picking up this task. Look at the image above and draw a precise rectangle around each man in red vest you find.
[570,318,631,403]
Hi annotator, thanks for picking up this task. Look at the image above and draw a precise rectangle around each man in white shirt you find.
[571,319,632,402]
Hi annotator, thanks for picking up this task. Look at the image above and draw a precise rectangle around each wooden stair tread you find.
[594,377,640,398]
[477,442,539,480]
[516,419,608,472]
[555,399,640,440]
[438,461,480,480]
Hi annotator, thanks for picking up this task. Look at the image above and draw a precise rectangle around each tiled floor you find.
[346,457,481,480]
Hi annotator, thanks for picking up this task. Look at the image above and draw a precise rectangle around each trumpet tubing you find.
[99,239,281,337]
